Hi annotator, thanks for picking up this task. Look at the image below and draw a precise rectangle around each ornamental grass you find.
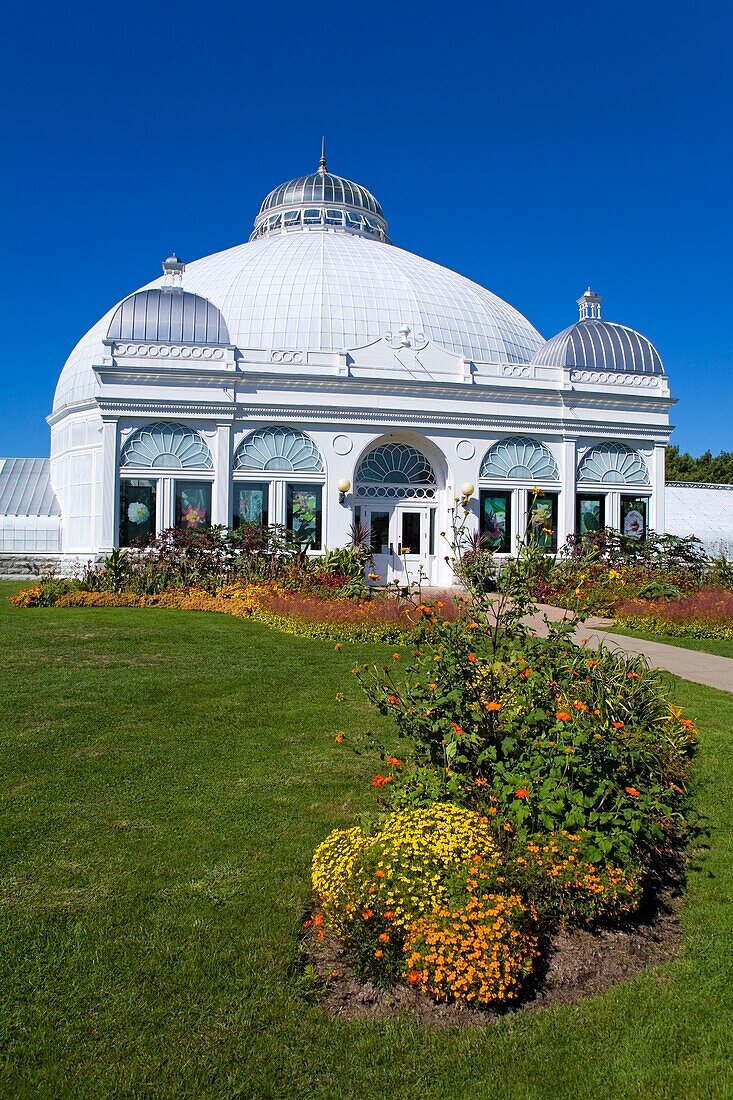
[615,588,733,640]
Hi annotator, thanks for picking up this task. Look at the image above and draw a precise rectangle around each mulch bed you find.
[301,890,682,1026]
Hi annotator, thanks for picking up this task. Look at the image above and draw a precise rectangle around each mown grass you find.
[1,580,732,1099]
[611,623,733,660]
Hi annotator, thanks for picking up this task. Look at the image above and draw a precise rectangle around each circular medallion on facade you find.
[333,435,353,455]
[456,440,475,460]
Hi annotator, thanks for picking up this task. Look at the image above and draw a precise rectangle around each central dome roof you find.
[52,159,544,411]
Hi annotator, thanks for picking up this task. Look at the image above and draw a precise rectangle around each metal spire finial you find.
[318,136,327,175]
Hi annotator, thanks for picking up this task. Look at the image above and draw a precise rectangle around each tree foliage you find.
[666,445,733,484]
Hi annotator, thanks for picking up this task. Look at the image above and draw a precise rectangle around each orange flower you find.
[374,949,384,958]
[334,732,345,743]
[679,718,696,730]
[474,777,488,787]
[611,721,625,730]
[485,701,503,712]
[429,682,438,690]
[451,722,465,737]
[625,786,640,797]
[329,970,340,979]
[392,652,401,660]
[385,755,403,768]
[519,668,531,679]
[334,642,343,651]
[371,774,393,788]
[407,970,421,984]
[573,700,588,712]
[467,653,478,663]
[586,659,598,668]
[383,911,395,919]
[378,932,390,943]
[468,622,480,629]
[627,671,641,679]
[375,869,385,879]
[515,788,529,799]
[363,909,374,920]
[313,913,323,926]
[555,711,572,721]
[388,694,400,707]
[302,919,312,928]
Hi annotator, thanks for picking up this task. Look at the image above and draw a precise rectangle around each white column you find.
[559,439,577,546]
[212,422,232,527]
[651,443,666,534]
[99,417,119,553]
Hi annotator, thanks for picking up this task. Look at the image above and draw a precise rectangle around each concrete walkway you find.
[526,604,733,694]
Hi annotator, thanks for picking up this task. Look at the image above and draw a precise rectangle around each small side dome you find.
[107,288,229,345]
[532,292,664,375]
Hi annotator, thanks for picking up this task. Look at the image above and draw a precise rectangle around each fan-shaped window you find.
[355,443,436,499]
[577,443,649,486]
[234,427,324,474]
[120,423,213,470]
[480,437,559,481]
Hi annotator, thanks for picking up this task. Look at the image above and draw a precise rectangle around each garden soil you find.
[302,892,682,1026]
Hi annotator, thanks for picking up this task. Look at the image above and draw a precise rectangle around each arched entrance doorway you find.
[354,442,438,585]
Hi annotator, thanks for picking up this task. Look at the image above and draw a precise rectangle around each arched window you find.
[577,443,649,486]
[480,437,559,481]
[120,423,213,470]
[355,443,436,499]
[233,426,324,473]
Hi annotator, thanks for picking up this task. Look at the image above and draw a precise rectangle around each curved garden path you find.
[527,603,733,694]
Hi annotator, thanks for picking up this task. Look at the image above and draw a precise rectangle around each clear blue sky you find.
[1,0,730,457]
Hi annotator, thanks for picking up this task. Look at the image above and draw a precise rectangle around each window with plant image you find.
[527,491,558,551]
[621,496,648,539]
[175,482,211,530]
[479,490,512,552]
[233,482,269,528]
[119,479,156,546]
[577,495,605,535]
[287,483,322,549]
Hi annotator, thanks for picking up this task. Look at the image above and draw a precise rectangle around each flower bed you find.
[615,588,733,639]
[305,516,699,1013]
[8,580,464,644]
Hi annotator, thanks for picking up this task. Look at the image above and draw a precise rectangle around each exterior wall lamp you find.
[337,478,351,504]
[460,482,475,508]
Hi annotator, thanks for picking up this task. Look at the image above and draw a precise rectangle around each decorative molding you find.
[97,400,237,419]
[112,343,226,360]
[270,350,304,365]
[227,404,673,439]
[571,369,660,388]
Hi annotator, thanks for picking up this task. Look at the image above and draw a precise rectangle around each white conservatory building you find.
[1,153,682,584]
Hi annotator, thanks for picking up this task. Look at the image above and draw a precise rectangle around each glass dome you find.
[251,151,390,243]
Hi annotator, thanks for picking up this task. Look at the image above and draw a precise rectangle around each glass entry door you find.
[363,505,433,585]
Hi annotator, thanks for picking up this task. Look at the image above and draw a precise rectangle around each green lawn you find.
[2,581,733,1099]
[611,623,733,660]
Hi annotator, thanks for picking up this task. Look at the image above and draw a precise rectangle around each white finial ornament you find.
[162,253,185,286]
[577,287,602,320]
[318,136,327,176]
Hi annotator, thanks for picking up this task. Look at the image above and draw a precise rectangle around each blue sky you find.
[1,0,730,457]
